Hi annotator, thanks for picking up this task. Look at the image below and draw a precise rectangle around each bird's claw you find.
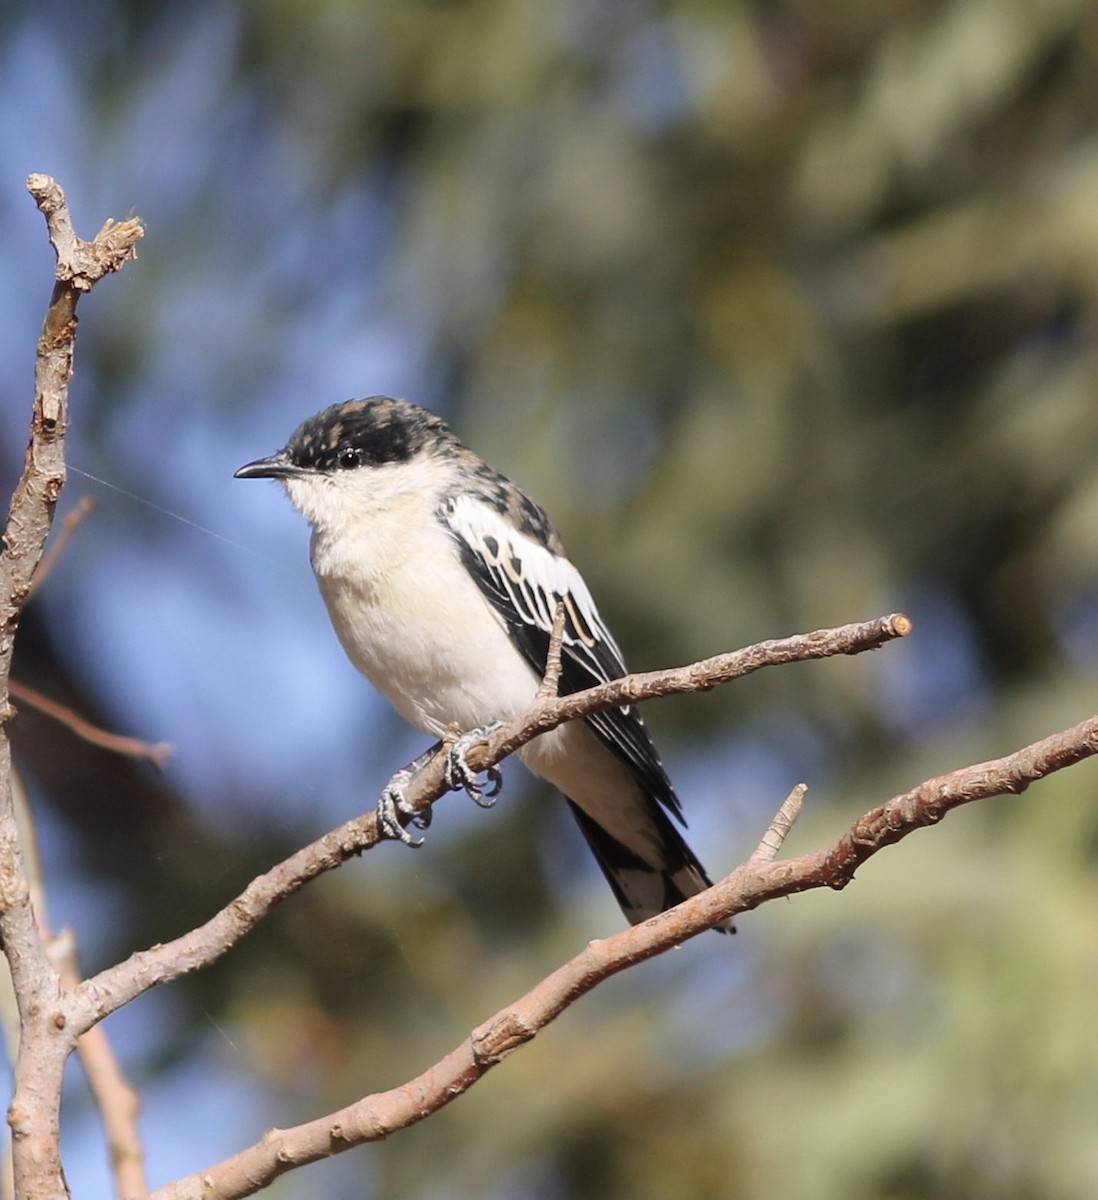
[376,725,504,843]
[444,723,505,809]
[376,766,431,847]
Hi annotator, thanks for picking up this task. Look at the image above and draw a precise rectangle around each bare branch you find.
[0,177,144,1200]
[48,935,147,1200]
[2,178,142,699]
[536,600,567,702]
[26,175,144,292]
[768,714,1098,897]
[484,612,912,767]
[149,711,1098,1200]
[74,1021,146,1200]
[751,783,806,862]
[415,613,914,819]
[69,809,383,1032]
[68,614,908,1033]
[9,680,172,767]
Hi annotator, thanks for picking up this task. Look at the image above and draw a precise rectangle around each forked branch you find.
[148,711,1098,1200]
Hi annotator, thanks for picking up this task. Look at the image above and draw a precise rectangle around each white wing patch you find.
[441,492,627,680]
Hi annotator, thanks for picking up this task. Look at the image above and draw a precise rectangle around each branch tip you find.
[751,783,806,862]
[8,680,172,767]
[26,174,144,287]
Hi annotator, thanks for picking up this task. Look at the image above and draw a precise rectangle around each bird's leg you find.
[376,742,441,846]
[444,722,505,809]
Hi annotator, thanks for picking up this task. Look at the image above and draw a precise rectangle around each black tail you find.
[565,799,734,934]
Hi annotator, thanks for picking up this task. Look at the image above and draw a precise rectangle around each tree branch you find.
[9,680,172,767]
[0,176,143,1200]
[535,600,568,701]
[149,711,1098,1200]
[487,612,912,765]
[74,1021,147,1200]
[68,613,909,1033]
[393,612,913,833]
[50,937,147,1200]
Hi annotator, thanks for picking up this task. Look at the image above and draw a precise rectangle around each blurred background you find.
[2,1,1098,1197]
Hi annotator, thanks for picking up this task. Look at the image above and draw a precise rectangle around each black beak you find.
[234,451,303,480]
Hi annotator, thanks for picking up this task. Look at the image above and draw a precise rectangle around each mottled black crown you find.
[285,397,457,472]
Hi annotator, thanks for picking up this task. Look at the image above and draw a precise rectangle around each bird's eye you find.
[338,448,359,469]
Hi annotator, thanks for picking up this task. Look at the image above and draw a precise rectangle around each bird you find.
[235,396,730,932]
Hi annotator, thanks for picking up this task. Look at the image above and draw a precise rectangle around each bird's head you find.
[235,396,459,529]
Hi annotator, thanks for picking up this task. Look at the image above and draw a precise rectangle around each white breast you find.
[304,482,542,738]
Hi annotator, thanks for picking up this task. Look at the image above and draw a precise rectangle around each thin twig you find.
[536,601,568,702]
[75,1023,147,1200]
[751,783,806,862]
[148,712,1098,1200]
[27,495,95,599]
[9,679,172,767]
[47,934,147,1200]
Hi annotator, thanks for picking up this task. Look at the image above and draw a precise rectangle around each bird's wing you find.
[440,491,684,822]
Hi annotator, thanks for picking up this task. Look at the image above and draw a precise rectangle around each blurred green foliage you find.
[7,1,1098,1197]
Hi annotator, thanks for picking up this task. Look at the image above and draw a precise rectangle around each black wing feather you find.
[443,495,685,824]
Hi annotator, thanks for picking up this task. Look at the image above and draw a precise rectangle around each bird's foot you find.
[377,762,434,847]
[444,723,505,809]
